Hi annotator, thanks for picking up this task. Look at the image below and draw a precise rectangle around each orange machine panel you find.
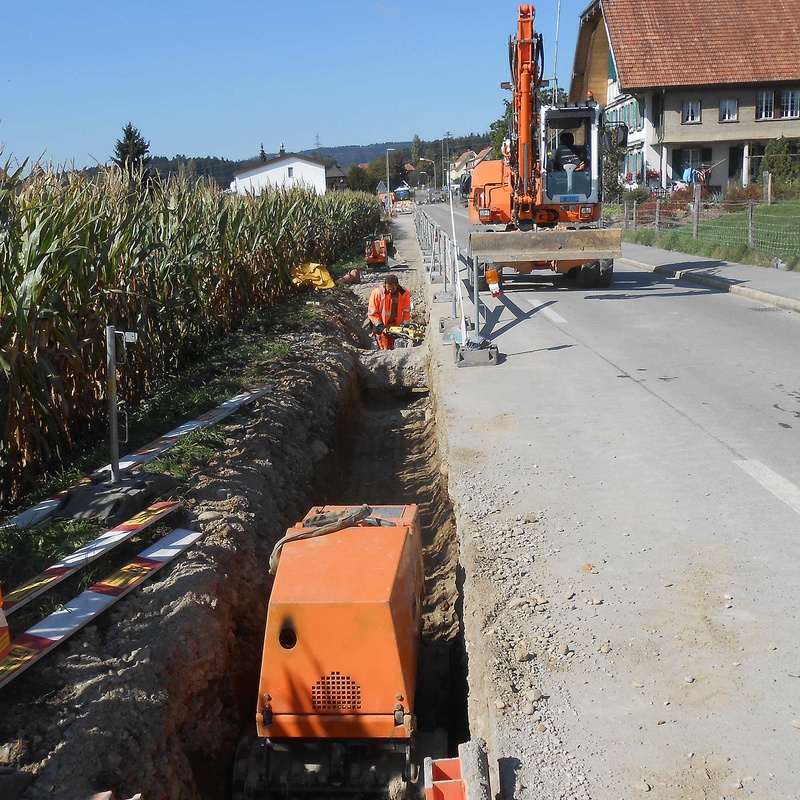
[257,505,423,740]
[469,160,512,225]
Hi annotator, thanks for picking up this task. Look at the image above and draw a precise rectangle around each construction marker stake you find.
[6,383,270,531]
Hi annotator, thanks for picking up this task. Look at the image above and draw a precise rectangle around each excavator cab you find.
[541,104,600,205]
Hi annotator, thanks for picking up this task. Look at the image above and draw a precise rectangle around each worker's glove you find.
[373,322,385,334]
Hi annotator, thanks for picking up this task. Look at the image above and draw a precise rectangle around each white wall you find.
[230,159,326,195]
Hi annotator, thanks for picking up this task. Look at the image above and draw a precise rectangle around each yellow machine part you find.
[387,324,425,343]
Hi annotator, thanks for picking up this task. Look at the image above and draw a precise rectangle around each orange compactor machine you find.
[237,504,425,799]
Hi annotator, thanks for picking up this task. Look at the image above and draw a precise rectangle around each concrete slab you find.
[55,473,176,526]
[454,342,500,367]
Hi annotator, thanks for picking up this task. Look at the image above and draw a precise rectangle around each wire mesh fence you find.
[604,194,800,265]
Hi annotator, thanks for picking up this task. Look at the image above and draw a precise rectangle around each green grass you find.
[147,427,226,482]
[624,198,800,270]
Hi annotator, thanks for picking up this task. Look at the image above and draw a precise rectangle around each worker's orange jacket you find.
[368,286,412,329]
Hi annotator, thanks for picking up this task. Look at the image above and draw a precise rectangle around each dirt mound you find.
[0,219,459,800]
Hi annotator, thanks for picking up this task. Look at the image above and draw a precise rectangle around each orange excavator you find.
[467,4,626,290]
[365,232,394,268]
[234,504,424,799]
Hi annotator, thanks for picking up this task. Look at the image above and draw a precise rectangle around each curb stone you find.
[619,258,800,314]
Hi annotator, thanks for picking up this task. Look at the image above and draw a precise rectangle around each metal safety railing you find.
[415,209,470,346]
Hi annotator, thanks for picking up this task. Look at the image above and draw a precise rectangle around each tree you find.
[259,143,267,163]
[113,122,151,173]
[539,86,568,105]
[411,134,421,165]
[603,135,626,203]
[489,101,512,159]
[760,136,799,194]
[346,164,372,192]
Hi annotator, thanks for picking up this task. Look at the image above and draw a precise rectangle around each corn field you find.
[0,165,381,506]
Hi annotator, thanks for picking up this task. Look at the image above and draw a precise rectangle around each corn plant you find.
[0,163,380,506]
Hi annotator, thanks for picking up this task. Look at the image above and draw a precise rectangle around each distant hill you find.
[298,142,413,169]
[84,134,491,188]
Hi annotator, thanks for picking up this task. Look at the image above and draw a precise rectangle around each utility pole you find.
[444,131,452,194]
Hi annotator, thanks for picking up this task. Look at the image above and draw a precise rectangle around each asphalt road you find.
[413,204,800,798]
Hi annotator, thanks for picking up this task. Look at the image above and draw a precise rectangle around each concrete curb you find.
[620,258,800,314]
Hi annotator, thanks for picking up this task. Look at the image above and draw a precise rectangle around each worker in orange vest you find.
[367,274,412,350]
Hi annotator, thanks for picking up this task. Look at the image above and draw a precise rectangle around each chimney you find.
[279,143,285,156]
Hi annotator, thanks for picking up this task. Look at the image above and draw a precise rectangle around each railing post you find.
[692,183,701,239]
[106,325,120,485]
[748,201,756,249]
[632,200,637,232]
[655,198,661,232]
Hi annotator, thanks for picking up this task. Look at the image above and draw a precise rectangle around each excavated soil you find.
[0,217,463,800]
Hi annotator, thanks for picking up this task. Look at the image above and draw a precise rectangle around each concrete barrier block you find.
[454,343,500,367]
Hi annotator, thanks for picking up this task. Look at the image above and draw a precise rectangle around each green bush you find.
[622,187,650,204]
[633,230,656,246]
[722,182,761,210]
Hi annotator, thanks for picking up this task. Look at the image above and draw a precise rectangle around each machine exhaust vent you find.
[312,671,362,711]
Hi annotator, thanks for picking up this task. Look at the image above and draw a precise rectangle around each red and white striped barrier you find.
[0,527,202,689]
[3,501,181,615]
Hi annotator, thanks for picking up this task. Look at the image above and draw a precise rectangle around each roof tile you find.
[601,0,800,90]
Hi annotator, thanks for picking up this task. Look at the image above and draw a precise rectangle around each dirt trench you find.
[0,218,467,800]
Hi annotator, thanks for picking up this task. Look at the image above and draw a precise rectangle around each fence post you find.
[632,201,637,232]
[748,201,756,249]
[655,198,661,232]
[106,326,121,484]
[763,172,773,205]
[692,183,701,239]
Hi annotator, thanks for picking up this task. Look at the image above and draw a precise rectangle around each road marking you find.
[735,460,800,516]
[540,306,567,324]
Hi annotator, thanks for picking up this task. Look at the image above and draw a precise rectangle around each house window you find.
[287,167,294,178]
[719,99,738,122]
[652,93,663,128]
[682,100,701,124]
[781,89,800,118]
[685,148,702,169]
[756,91,774,120]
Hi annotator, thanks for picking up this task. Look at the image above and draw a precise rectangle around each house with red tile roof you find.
[569,0,800,190]
[448,150,477,189]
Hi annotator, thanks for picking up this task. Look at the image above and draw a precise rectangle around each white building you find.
[229,146,327,195]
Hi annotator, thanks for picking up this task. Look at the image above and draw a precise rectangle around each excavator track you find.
[232,735,413,800]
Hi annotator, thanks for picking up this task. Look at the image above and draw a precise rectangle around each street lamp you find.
[385,148,395,217]
[444,131,451,195]
[419,157,436,198]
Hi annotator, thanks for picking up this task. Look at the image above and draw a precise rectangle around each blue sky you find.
[1,0,588,170]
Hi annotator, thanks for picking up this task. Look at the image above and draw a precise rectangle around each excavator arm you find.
[467,3,622,288]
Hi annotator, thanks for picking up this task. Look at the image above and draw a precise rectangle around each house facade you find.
[570,0,800,190]
[448,150,477,189]
[229,147,327,195]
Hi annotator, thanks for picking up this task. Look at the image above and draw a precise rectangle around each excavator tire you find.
[576,259,613,288]
[576,261,600,288]
[596,258,614,288]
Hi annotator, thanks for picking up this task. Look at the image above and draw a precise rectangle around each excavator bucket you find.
[469,228,621,265]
